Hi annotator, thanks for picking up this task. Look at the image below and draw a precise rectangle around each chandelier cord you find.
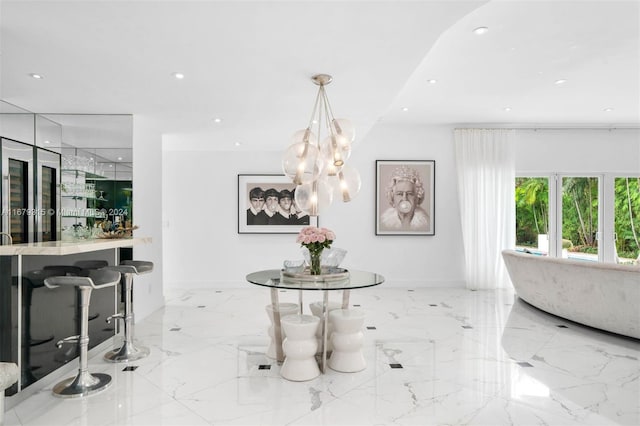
[321,86,336,125]
[306,87,323,136]
[316,87,324,153]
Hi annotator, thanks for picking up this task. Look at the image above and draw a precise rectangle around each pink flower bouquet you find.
[296,226,336,274]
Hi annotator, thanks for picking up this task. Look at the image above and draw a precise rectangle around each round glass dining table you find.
[246,269,385,371]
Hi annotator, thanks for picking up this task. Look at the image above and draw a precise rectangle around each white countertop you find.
[0,237,151,256]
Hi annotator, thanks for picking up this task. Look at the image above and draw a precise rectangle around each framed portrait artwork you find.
[237,174,318,234]
[375,160,435,236]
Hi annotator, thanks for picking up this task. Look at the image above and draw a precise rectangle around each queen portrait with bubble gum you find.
[380,166,430,231]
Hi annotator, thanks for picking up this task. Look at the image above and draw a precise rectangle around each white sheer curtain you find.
[454,128,515,289]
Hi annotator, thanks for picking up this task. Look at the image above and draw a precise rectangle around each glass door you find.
[8,159,28,243]
[36,148,60,242]
[558,176,600,261]
[614,176,640,264]
[515,177,550,255]
[1,138,35,244]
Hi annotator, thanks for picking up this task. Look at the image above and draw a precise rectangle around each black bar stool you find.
[43,269,121,398]
[74,260,109,270]
[102,260,153,363]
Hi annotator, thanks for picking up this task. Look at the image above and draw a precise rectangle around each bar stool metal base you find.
[103,261,154,363]
[104,342,150,363]
[43,269,121,399]
[52,372,112,398]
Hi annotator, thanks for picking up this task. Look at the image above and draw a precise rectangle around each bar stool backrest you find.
[120,260,154,274]
[74,260,109,269]
[43,265,84,276]
[44,269,121,290]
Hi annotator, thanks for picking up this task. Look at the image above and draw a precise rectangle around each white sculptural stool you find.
[280,314,320,381]
[1,362,19,425]
[265,303,299,360]
[328,308,366,373]
[309,300,342,354]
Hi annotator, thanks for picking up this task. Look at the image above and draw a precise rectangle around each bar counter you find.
[0,237,151,397]
[0,237,151,256]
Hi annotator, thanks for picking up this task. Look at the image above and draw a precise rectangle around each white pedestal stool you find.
[0,362,18,425]
[328,308,366,373]
[265,303,299,360]
[44,269,121,398]
[309,300,341,354]
[280,315,320,381]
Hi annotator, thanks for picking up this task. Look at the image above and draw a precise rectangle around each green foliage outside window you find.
[515,177,549,247]
[515,177,639,260]
[562,177,598,252]
[614,177,640,259]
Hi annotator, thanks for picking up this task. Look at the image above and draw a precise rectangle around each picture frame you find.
[238,174,318,234]
[375,160,435,236]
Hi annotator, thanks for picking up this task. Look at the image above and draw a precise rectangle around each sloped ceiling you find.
[0,0,638,156]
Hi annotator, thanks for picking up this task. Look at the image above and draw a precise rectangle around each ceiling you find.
[0,0,638,156]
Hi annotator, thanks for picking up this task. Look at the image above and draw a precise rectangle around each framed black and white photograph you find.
[376,160,435,236]
[238,174,318,234]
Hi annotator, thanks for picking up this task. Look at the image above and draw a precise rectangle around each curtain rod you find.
[454,126,639,131]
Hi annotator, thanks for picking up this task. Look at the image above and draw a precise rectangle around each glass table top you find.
[246,269,385,291]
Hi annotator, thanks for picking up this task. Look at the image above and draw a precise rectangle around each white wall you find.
[162,124,466,289]
[159,125,640,292]
[131,117,165,320]
[515,128,640,173]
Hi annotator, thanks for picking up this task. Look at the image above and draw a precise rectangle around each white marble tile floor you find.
[4,287,639,425]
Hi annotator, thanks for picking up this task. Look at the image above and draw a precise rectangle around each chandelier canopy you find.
[282,74,361,216]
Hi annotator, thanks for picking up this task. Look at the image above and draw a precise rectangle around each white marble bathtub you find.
[502,249,640,339]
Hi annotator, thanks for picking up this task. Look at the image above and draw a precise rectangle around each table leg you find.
[321,290,329,373]
[342,289,350,309]
[270,287,284,363]
[298,290,303,315]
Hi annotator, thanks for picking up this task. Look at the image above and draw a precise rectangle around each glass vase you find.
[309,249,323,275]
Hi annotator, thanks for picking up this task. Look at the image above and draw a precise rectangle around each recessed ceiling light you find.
[603,107,613,112]
[234,142,242,146]
[43,140,50,144]
[554,79,567,85]
[117,157,123,161]
[503,107,512,112]
[213,117,222,123]
[401,107,409,112]
[29,73,43,79]
[109,164,113,168]
[473,27,489,35]
[427,79,437,84]
[172,72,185,80]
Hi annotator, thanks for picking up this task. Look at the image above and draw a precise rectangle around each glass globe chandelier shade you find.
[330,163,361,202]
[331,118,355,143]
[282,73,359,216]
[294,178,334,216]
[291,128,318,145]
[323,156,344,177]
[320,135,352,168]
[282,142,324,185]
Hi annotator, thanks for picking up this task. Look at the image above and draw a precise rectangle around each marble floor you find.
[4,287,639,426]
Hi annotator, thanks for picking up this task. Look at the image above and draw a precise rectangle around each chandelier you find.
[282,74,361,216]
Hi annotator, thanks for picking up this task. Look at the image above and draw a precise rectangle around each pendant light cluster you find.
[282,74,362,216]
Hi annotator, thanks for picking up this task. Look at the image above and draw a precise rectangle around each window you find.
[614,177,640,264]
[515,177,549,255]
[515,173,639,264]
